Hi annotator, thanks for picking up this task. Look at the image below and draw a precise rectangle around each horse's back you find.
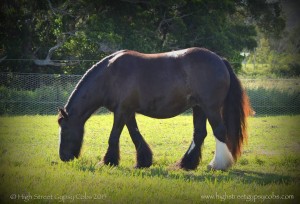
[108,47,228,77]
[107,48,230,95]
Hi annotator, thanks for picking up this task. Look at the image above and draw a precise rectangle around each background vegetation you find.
[1,78,300,115]
[1,0,295,76]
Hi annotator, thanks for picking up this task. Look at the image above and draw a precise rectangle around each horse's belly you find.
[136,98,191,119]
[137,108,188,119]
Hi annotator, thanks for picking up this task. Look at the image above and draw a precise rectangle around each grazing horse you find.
[58,47,251,170]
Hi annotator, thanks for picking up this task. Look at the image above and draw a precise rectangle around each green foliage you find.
[270,53,300,77]
[243,0,285,39]
[0,0,284,74]
[0,115,299,203]
[244,37,300,77]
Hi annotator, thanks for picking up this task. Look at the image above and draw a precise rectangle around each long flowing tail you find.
[222,59,252,160]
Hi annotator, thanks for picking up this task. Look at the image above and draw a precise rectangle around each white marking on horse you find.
[208,137,234,170]
[108,50,127,66]
[166,49,187,58]
[187,141,196,154]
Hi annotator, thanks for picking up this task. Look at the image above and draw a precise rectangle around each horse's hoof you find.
[134,165,144,169]
[176,160,198,171]
[207,164,228,171]
[136,150,153,168]
[104,162,118,167]
[208,138,234,171]
[179,166,197,171]
[134,162,152,169]
[102,159,119,167]
[103,155,119,166]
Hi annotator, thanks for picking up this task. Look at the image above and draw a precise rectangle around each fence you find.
[0,73,299,115]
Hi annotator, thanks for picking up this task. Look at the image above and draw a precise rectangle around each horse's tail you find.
[222,59,252,161]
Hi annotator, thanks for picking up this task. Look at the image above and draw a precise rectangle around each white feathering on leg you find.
[208,137,234,170]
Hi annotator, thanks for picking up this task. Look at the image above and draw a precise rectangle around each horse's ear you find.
[58,116,63,126]
[58,107,68,119]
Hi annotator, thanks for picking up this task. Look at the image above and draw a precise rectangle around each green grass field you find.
[0,114,299,203]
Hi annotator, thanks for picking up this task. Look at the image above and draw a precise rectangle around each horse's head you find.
[58,108,84,162]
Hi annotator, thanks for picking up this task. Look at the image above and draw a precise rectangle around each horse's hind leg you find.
[178,106,207,170]
[206,107,234,170]
[126,115,153,168]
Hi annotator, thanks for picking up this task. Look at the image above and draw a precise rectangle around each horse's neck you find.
[65,51,122,123]
[65,72,105,124]
[65,100,97,125]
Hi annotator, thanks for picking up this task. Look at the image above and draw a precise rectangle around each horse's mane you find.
[65,50,127,111]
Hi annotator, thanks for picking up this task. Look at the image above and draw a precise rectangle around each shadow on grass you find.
[94,165,299,186]
[227,169,297,185]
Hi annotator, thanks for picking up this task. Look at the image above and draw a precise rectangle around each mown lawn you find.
[0,114,299,203]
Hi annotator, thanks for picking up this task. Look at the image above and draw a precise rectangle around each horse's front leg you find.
[126,114,153,168]
[103,111,127,166]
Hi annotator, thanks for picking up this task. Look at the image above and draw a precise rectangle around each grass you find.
[0,114,299,203]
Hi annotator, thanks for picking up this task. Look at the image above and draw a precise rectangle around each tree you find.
[0,0,285,74]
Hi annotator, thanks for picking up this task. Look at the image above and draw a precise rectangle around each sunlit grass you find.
[0,115,299,203]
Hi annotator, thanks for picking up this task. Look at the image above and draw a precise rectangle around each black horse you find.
[58,47,251,170]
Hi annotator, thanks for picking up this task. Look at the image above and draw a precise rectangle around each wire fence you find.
[0,73,299,116]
